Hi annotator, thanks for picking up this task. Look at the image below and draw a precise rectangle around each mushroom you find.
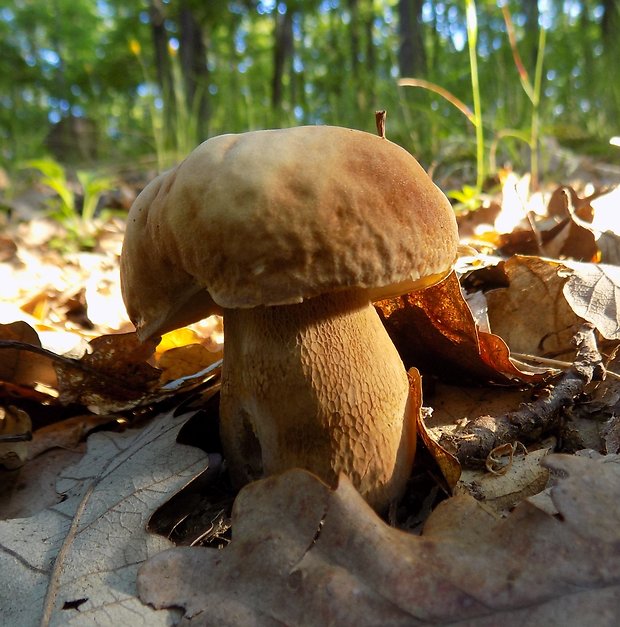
[120,125,459,511]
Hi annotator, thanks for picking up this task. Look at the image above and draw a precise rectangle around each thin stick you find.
[440,324,604,468]
[512,351,620,381]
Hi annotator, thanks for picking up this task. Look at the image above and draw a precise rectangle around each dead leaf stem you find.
[39,482,95,627]
[439,324,603,468]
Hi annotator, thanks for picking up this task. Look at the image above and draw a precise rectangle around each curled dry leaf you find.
[412,370,461,491]
[541,187,598,261]
[376,271,544,384]
[138,453,620,626]
[561,261,620,340]
[0,321,57,388]
[55,332,160,412]
[0,405,32,469]
[492,184,603,261]
[457,446,551,514]
[485,255,582,359]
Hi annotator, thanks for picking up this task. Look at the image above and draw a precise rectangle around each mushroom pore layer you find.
[220,289,415,512]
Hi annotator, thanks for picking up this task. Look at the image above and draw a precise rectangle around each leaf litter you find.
[1,171,620,623]
[0,407,209,626]
[138,454,620,626]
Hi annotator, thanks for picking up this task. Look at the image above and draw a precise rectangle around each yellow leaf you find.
[156,328,202,355]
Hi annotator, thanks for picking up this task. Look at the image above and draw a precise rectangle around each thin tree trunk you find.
[398,0,427,77]
[272,6,294,111]
[602,0,620,54]
[365,16,375,75]
[149,0,172,99]
[348,0,361,78]
[179,1,209,137]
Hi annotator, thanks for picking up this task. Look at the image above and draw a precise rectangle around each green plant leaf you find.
[22,158,75,214]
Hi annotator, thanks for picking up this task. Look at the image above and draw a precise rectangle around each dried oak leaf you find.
[496,186,599,261]
[138,453,620,626]
[412,371,461,491]
[485,255,582,359]
[561,261,620,341]
[376,271,543,384]
[0,407,209,625]
[540,186,598,261]
[456,447,551,514]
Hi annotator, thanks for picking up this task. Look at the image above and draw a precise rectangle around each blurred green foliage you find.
[22,158,116,251]
[0,0,618,179]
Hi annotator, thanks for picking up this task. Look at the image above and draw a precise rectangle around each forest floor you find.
[1,151,620,624]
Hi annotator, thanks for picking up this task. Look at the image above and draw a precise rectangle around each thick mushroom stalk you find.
[220,289,415,512]
[120,126,460,511]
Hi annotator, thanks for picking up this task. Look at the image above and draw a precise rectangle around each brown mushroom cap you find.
[121,125,458,339]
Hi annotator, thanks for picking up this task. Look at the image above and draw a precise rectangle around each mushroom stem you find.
[220,289,416,511]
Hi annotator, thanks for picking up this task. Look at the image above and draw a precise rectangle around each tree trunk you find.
[149,0,172,99]
[601,0,620,118]
[347,0,361,78]
[602,0,620,54]
[398,0,427,77]
[178,0,210,138]
[365,15,375,76]
[272,6,294,111]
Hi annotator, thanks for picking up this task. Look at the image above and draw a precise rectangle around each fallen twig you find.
[439,323,605,468]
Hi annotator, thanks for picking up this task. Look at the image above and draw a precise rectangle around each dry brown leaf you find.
[456,447,551,514]
[158,344,223,384]
[495,185,600,261]
[485,255,582,358]
[0,321,57,387]
[55,332,160,412]
[0,405,32,468]
[428,381,531,428]
[27,414,118,459]
[376,271,544,384]
[596,230,620,265]
[138,453,620,625]
[412,371,461,492]
[540,216,598,261]
[562,261,620,340]
[0,447,84,519]
[0,236,17,262]
[541,186,599,261]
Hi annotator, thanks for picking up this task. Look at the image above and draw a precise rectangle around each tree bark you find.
[398,0,427,77]
[347,0,361,78]
[179,0,210,137]
[602,0,620,54]
[149,0,172,99]
[272,6,294,110]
